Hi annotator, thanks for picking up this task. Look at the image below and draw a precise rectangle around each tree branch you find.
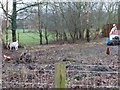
[17,14,31,20]
[0,2,12,20]
[16,2,42,12]
[0,2,7,16]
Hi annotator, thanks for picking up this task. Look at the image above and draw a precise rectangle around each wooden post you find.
[55,63,66,88]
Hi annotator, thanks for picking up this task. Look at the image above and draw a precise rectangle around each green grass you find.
[3,28,101,45]
[3,29,55,45]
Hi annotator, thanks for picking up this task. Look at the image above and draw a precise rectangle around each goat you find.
[9,40,19,50]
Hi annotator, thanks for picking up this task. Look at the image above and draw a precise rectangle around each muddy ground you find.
[2,38,119,88]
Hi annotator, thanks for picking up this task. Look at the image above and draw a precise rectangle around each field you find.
[3,29,55,45]
[3,28,101,45]
[1,0,120,88]
[2,37,119,88]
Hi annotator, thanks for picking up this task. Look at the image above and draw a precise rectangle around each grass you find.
[3,28,101,45]
[3,29,55,45]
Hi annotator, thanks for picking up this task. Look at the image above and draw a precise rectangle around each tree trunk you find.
[12,0,17,42]
[45,3,48,44]
[45,29,48,44]
[0,18,5,49]
[63,32,67,41]
[55,30,59,41]
[38,2,42,45]
[118,3,120,29]
[5,0,8,48]
[74,28,79,40]
[59,33,62,40]
[86,29,90,42]
[79,30,82,39]
[70,32,75,43]
[39,27,42,45]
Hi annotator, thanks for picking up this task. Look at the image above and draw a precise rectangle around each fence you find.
[2,62,119,89]
[66,64,119,89]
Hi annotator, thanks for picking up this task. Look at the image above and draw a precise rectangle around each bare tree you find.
[59,3,68,41]
[5,0,8,48]
[44,3,48,44]
[37,0,42,45]
[0,17,5,48]
[0,0,42,42]
[104,2,117,24]
[118,2,120,25]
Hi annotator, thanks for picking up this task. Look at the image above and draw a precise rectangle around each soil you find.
[2,38,119,88]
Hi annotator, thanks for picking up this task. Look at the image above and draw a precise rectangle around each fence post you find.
[55,62,66,88]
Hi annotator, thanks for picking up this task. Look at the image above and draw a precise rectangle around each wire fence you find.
[2,63,119,89]
[66,64,119,89]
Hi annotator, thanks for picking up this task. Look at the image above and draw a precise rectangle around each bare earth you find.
[2,38,119,88]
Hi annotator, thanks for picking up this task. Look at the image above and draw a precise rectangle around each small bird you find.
[106,46,110,55]
[3,55,13,61]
